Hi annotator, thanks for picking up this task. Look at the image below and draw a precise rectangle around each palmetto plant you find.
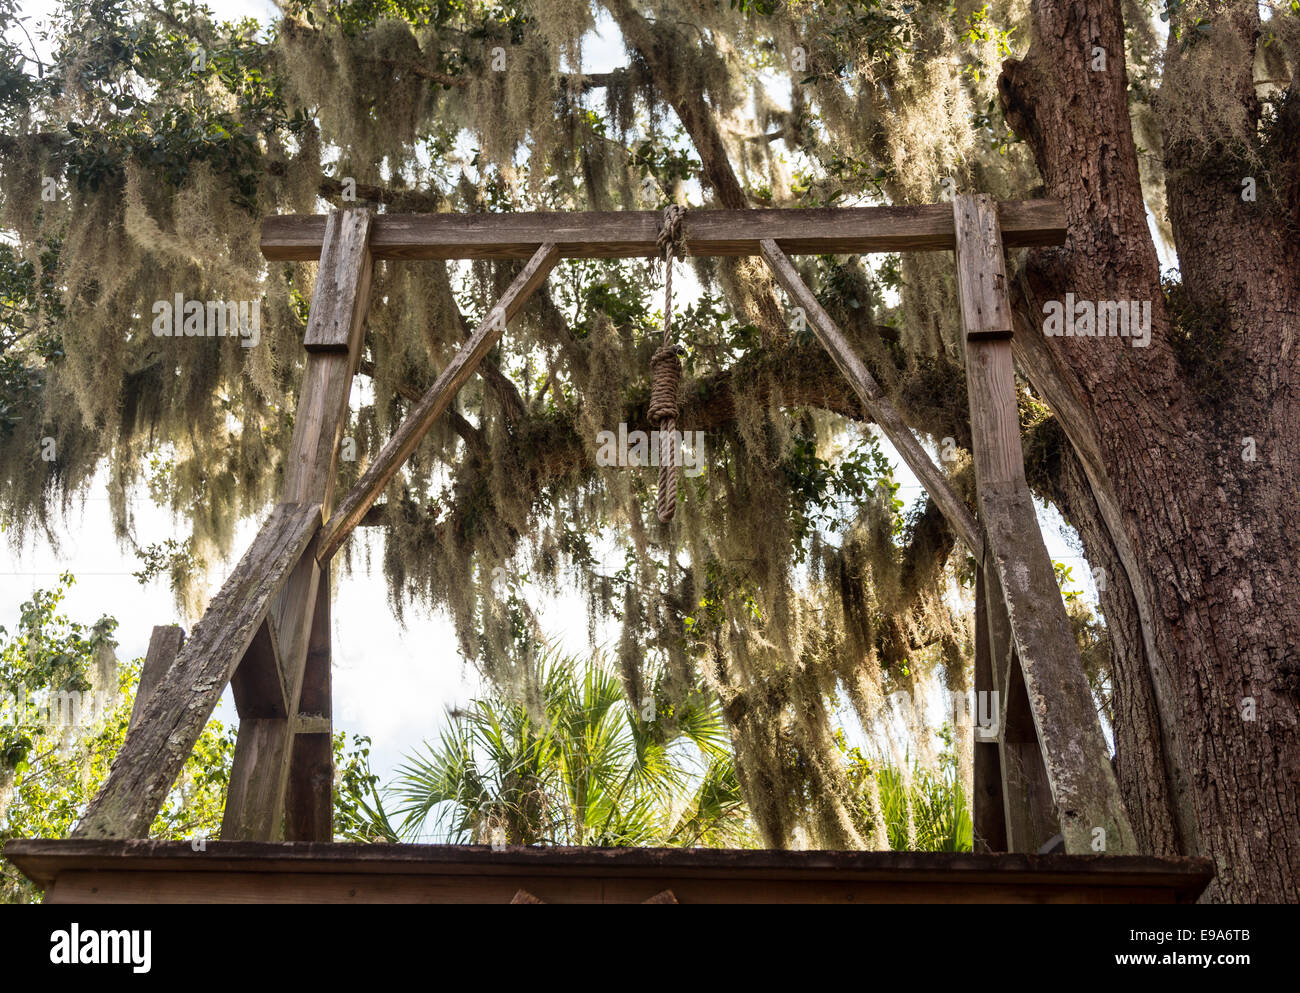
[386,647,751,848]
[875,763,973,853]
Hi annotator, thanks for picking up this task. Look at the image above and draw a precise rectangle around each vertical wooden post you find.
[128,626,184,732]
[953,194,1136,856]
[222,208,374,841]
[286,574,333,839]
[978,554,1057,852]
[971,567,1007,853]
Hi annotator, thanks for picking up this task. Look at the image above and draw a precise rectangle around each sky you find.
[1,0,1101,797]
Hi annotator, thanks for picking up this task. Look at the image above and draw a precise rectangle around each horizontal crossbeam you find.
[261,200,1066,262]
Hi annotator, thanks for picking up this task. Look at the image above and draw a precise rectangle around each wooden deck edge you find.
[4,840,1213,903]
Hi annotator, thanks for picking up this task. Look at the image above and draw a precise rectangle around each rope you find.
[651,205,686,523]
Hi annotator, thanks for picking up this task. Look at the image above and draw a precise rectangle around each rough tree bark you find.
[999,0,1300,901]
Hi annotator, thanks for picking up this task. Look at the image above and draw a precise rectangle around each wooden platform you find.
[4,840,1213,903]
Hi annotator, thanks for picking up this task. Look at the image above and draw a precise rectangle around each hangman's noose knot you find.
[656,203,687,264]
[652,204,687,524]
[649,344,682,426]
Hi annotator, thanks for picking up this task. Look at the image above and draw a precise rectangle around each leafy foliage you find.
[0,578,378,901]
[373,645,752,847]
[0,575,233,902]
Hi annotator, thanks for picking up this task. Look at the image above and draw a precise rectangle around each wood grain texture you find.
[952,195,1014,340]
[127,626,184,732]
[980,550,1055,855]
[760,238,982,556]
[5,840,1213,905]
[72,504,322,840]
[972,567,1007,854]
[954,195,1136,856]
[281,354,363,510]
[229,616,287,719]
[302,210,374,351]
[285,575,333,841]
[221,718,294,841]
[1001,644,1061,853]
[317,243,560,563]
[261,200,1067,261]
[220,547,322,840]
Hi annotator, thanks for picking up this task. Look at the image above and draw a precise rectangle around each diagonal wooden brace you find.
[316,242,560,564]
[72,503,322,839]
[127,625,185,733]
[759,239,981,556]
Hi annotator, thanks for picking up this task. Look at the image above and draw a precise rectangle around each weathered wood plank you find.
[953,194,1136,856]
[972,567,1007,854]
[5,840,1215,905]
[282,213,376,509]
[285,574,333,841]
[1001,645,1061,853]
[317,242,560,563]
[72,503,323,839]
[302,210,374,351]
[981,550,1054,854]
[759,238,981,556]
[222,718,294,840]
[229,616,287,719]
[127,625,184,732]
[295,714,332,735]
[262,200,1067,261]
[952,196,1014,340]
[221,545,322,839]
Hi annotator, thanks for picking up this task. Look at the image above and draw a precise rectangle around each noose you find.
[650,204,687,523]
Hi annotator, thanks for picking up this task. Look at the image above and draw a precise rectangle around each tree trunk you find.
[1000,0,1300,901]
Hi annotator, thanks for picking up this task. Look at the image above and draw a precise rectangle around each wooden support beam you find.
[221,545,322,840]
[952,207,1015,341]
[6,839,1216,904]
[303,210,375,351]
[317,242,560,564]
[285,574,334,841]
[229,617,288,719]
[127,626,184,732]
[979,552,1054,853]
[953,194,1136,856]
[261,200,1067,262]
[1001,644,1061,853]
[223,209,375,841]
[759,239,982,556]
[283,209,376,509]
[972,567,1007,854]
[73,503,322,839]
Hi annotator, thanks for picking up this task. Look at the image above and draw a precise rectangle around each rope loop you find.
[648,344,682,426]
